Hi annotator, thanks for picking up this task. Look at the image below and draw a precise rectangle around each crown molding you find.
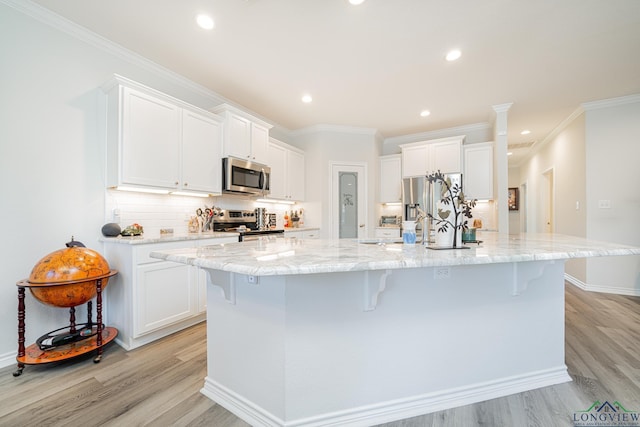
[1,0,233,106]
[383,122,491,146]
[290,124,382,139]
[513,106,585,168]
[581,93,640,111]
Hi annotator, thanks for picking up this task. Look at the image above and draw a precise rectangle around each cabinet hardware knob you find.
[174,181,179,185]
[184,182,188,187]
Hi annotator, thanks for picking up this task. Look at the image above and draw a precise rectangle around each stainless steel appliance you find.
[402,174,462,243]
[213,209,284,242]
[222,157,271,197]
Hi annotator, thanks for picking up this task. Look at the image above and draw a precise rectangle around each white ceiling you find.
[30,0,640,164]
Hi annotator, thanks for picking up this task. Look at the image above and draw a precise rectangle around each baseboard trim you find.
[565,274,640,297]
[201,367,571,427]
[0,351,17,370]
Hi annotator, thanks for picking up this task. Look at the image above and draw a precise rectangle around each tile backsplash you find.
[104,190,304,237]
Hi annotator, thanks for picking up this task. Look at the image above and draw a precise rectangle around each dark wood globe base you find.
[14,277,118,377]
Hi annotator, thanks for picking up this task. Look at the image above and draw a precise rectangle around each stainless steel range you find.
[213,209,284,242]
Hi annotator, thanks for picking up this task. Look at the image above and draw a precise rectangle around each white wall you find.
[508,167,521,234]
[0,3,286,367]
[292,127,382,239]
[519,113,587,282]
[584,99,640,295]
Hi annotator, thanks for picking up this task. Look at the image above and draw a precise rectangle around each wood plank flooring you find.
[0,284,638,427]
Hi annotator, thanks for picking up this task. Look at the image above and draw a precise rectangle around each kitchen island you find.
[151,233,640,427]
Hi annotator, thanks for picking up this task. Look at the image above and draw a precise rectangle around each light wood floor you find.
[1,284,638,427]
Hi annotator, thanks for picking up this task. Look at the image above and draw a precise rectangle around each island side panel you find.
[201,260,569,426]
[203,270,287,424]
[282,261,569,423]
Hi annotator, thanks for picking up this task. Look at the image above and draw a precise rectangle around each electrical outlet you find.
[247,275,259,284]
[434,267,451,280]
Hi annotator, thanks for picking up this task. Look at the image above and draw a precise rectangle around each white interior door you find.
[330,163,367,239]
[540,168,554,233]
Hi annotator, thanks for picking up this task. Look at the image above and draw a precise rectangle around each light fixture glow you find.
[521,130,531,135]
[196,14,214,30]
[420,110,431,117]
[113,185,170,195]
[171,191,211,198]
[301,94,313,103]
[256,198,296,205]
[348,0,366,5]
[445,49,461,61]
[507,152,513,156]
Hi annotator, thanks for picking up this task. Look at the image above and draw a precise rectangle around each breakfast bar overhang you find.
[151,234,640,427]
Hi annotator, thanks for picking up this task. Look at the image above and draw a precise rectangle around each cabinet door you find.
[225,113,252,159]
[463,142,493,200]
[267,141,287,199]
[379,155,402,202]
[122,88,180,188]
[251,123,270,163]
[431,140,461,174]
[134,261,197,337]
[287,149,305,201]
[181,110,223,193]
[402,145,429,177]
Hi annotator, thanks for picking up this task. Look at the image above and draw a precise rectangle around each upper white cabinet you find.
[400,136,464,177]
[379,154,402,203]
[211,103,272,164]
[463,142,494,200]
[181,110,223,194]
[103,75,223,195]
[267,138,305,201]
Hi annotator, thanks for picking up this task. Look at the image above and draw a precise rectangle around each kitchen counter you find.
[150,232,639,276]
[150,233,639,427]
[99,231,238,245]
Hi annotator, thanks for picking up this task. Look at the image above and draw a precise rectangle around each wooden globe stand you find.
[14,275,118,377]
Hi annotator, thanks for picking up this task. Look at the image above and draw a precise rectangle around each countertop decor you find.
[426,170,476,248]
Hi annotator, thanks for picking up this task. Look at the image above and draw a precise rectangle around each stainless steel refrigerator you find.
[402,174,462,243]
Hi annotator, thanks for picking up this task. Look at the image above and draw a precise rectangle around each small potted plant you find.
[426,171,477,248]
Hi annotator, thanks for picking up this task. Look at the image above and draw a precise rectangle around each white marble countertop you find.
[100,231,238,245]
[149,232,640,276]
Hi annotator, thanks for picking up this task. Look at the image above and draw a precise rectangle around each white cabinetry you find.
[267,138,305,201]
[379,154,402,203]
[284,229,320,239]
[463,142,494,200]
[374,227,401,238]
[400,136,464,177]
[103,75,223,195]
[103,236,237,350]
[211,103,273,164]
[181,110,223,194]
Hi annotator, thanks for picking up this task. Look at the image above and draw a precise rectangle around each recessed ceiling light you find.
[196,14,214,30]
[420,110,431,117]
[302,94,313,103]
[507,152,513,156]
[348,0,366,5]
[521,130,531,135]
[445,49,461,61]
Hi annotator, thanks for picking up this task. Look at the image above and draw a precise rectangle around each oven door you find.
[223,157,270,196]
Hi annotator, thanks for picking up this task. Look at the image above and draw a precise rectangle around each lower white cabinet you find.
[135,261,196,337]
[103,236,237,350]
[284,229,320,239]
[374,227,401,238]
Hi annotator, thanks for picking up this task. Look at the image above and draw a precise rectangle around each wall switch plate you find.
[434,267,451,280]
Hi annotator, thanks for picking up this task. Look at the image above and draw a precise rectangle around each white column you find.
[492,103,512,234]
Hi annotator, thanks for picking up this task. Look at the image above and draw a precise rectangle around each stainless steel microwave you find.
[222,157,271,196]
